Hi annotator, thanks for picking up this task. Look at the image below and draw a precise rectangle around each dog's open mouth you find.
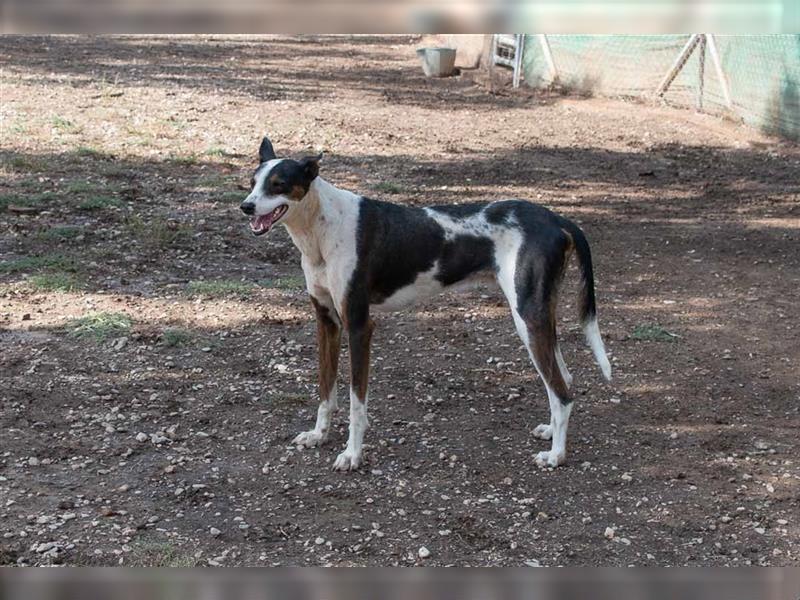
[250,205,288,236]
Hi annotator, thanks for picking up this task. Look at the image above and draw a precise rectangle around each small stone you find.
[164,465,176,474]
[720,516,732,523]
[621,473,633,482]
[209,527,221,537]
[524,559,541,567]
[418,546,431,559]
[766,483,775,493]
[135,433,148,443]
[609,397,621,404]
[604,527,616,539]
[201,347,211,353]
[28,457,40,467]
[777,519,788,526]
[669,432,678,440]
[315,537,325,545]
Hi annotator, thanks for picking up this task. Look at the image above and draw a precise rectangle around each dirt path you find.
[1,35,799,566]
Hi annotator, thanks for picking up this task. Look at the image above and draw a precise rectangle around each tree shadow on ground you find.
[0,35,537,110]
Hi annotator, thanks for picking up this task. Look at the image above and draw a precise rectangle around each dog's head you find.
[240,136,322,236]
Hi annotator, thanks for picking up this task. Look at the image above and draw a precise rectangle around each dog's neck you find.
[282,177,356,265]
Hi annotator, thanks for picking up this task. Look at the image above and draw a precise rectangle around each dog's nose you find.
[240,202,255,215]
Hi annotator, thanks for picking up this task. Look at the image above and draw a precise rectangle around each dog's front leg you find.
[333,303,374,471]
[293,297,341,448]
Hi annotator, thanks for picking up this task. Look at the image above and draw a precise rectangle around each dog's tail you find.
[562,219,612,381]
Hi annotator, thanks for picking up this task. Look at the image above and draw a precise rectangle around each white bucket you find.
[416,47,457,77]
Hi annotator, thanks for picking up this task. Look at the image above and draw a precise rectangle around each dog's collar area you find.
[250,204,288,235]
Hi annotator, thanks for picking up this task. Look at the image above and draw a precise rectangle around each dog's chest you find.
[297,202,361,309]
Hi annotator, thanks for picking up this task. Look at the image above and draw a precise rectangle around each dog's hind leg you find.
[333,295,374,471]
[555,342,572,388]
[522,306,573,468]
[293,296,341,448]
[496,232,573,468]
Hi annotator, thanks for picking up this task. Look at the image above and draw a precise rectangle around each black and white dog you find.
[241,136,611,471]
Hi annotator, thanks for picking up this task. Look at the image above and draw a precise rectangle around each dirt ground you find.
[1,35,799,567]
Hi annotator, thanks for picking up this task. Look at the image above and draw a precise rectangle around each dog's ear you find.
[258,136,276,163]
[299,153,323,181]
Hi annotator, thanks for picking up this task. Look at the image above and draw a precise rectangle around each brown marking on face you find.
[290,184,308,201]
[311,297,341,401]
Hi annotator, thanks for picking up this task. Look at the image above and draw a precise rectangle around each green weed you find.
[79,195,123,210]
[186,280,256,298]
[28,273,83,292]
[371,181,405,194]
[0,254,75,274]
[160,328,193,347]
[127,215,190,248]
[631,324,679,342]
[65,312,132,341]
[37,226,83,241]
[260,275,305,290]
[125,542,199,568]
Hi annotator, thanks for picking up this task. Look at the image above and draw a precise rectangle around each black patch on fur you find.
[484,201,518,225]
[258,137,276,163]
[350,198,445,306]
[509,201,574,318]
[427,203,486,219]
[348,199,502,315]
[435,235,495,286]
[256,157,320,201]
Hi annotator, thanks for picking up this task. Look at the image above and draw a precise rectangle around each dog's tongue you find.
[253,213,274,230]
[251,207,281,232]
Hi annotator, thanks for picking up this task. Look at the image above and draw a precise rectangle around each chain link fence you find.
[523,35,800,141]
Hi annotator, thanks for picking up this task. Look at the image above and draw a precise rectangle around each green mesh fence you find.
[523,35,800,141]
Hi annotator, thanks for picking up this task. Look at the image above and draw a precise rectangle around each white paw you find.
[532,424,553,440]
[292,430,327,448]
[564,372,574,388]
[535,450,565,468]
[332,449,361,471]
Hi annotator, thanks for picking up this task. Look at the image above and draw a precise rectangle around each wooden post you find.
[512,34,525,89]
[706,34,733,109]
[656,34,701,98]
[538,34,558,84]
[697,35,706,111]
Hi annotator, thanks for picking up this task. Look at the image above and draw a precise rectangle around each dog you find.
[240,135,611,471]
